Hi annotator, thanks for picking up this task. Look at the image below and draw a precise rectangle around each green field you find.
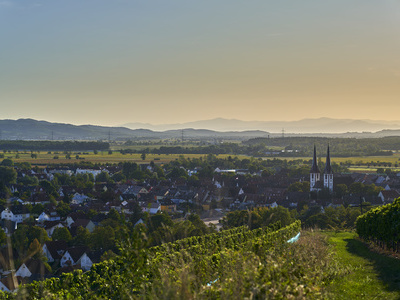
[3,151,249,166]
[325,231,400,299]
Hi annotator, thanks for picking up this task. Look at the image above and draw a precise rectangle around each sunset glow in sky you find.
[1,1,400,126]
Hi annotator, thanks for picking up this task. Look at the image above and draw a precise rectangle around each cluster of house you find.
[1,157,400,291]
[0,209,102,292]
[0,242,101,292]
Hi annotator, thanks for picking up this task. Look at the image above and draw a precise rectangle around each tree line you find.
[244,136,400,156]
[0,141,109,151]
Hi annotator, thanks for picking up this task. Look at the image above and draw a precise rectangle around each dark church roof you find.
[324,145,333,174]
[310,145,320,173]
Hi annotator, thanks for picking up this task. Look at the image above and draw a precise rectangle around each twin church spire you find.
[310,145,333,192]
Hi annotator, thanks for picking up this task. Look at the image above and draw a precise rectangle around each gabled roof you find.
[19,258,51,277]
[380,190,400,199]
[67,211,87,221]
[70,219,91,228]
[87,250,103,264]
[44,240,68,260]
[159,199,176,206]
[10,205,30,215]
[0,247,19,270]
[43,221,64,230]
[0,219,17,234]
[65,246,89,262]
[0,275,18,292]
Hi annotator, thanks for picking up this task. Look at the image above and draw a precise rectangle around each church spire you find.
[324,145,333,174]
[310,145,320,173]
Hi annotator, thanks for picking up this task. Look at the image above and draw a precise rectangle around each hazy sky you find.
[1,0,400,126]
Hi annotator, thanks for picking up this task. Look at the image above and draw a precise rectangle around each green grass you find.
[324,231,400,299]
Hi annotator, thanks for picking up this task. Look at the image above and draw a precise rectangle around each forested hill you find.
[1,119,400,141]
[0,119,268,140]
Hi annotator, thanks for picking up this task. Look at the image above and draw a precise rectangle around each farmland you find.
[2,147,400,173]
[270,153,400,173]
[2,151,249,166]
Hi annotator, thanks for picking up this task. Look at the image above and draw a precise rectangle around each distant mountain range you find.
[0,119,269,140]
[1,118,400,141]
[122,117,400,133]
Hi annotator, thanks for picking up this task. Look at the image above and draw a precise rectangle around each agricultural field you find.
[1,151,249,166]
[271,153,400,173]
[3,148,400,173]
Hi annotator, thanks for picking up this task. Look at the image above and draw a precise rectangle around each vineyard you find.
[0,221,307,299]
[356,197,400,252]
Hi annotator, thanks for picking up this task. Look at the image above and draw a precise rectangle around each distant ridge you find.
[0,118,269,140]
[1,118,400,141]
[122,117,400,133]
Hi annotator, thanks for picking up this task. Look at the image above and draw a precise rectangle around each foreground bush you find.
[145,231,345,299]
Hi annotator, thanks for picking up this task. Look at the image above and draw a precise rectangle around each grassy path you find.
[325,231,400,299]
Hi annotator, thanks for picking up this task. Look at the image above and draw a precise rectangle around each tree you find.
[90,226,115,251]
[56,201,72,218]
[187,213,211,235]
[28,238,42,259]
[0,228,6,247]
[18,175,39,186]
[349,182,364,194]
[288,181,310,193]
[100,249,117,261]
[96,171,111,183]
[17,161,31,171]
[0,166,17,189]
[12,225,50,256]
[122,162,139,179]
[1,158,13,166]
[107,208,121,222]
[141,152,146,160]
[52,227,72,242]
[130,201,143,225]
[335,184,348,198]
[147,213,173,233]
[39,180,58,197]
[62,193,72,204]
[167,167,187,180]
[111,172,126,182]
[31,204,45,216]
[72,226,91,247]
[377,168,385,174]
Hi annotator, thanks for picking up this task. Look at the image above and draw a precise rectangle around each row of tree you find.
[0,141,109,151]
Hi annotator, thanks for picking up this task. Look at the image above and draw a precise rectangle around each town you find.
[0,144,399,292]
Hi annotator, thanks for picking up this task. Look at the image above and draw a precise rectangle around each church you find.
[310,145,333,192]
